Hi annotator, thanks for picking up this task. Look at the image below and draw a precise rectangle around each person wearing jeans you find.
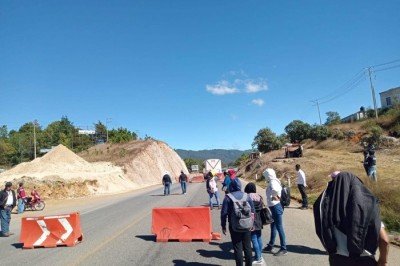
[207,174,220,210]
[244,182,264,264]
[262,168,288,256]
[162,172,172,196]
[0,182,17,237]
[178,171,188,194]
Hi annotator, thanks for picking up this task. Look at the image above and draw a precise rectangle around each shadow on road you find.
[196,241,233,260]
[173,260,220,266]
[287,244,326,255]
[135,235,156,242]
[150,193,184,197]
[11,243,23,249]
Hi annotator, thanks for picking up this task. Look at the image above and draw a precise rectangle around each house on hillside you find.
[380,87,400,108]
[341,107,367,123]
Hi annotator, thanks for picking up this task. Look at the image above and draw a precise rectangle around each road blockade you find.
[152,206,221,242]
[20,212,83,249]
[189,175,205,183]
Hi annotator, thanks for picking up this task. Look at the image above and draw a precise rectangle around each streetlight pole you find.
[33,120,38,159]
[367,67,379,119]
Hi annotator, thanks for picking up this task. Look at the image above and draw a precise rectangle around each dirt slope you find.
[80,140,189,185]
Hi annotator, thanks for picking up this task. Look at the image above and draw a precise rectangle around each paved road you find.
[1,182,399,265]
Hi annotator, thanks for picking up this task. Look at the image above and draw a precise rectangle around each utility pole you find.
[33,119,37,159]
[311,100,322,125]
[106,118,112,142]
[367,67,379,119]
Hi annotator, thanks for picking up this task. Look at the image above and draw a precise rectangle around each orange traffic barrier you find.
[20,212,83,249]
[151,206,221,242]
[190,175,205,183]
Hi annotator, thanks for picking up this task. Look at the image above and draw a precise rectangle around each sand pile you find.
[81,140,189,187]
[0,144,137,197]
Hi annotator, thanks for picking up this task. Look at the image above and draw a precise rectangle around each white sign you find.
[78,130,96,135]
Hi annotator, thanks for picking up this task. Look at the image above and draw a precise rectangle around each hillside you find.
[175,149,250,165]
[237,138,400,232]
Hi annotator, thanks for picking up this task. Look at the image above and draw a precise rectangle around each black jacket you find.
[0,189,17,209]
[179,173,188,182]
[162,174,172,184]
[251,196,263,231]
[313,172,381,257]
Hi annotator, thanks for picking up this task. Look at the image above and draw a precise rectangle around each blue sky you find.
[1,1,399,150]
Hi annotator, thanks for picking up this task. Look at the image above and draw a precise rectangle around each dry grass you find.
[239,139,400,232]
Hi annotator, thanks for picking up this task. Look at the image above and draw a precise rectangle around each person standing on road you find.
[296,164,308,209]
[222,171,231,194]
[206,174,220,210]
[162,172,172,196]
[221,178,255,266]
[362,150,370,176]
[367,150,377,182]
[244,182,265,264]
[314,171,389,266]
[178,171,188,194]
[262,168,288,256]
[0,182,17,237]
[17,182,27,214]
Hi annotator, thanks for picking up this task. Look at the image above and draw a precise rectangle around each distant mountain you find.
[175,149,251,165]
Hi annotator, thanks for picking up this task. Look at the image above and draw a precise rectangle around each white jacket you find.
[263,168,282,207]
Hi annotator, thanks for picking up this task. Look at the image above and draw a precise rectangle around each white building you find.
[380,87,400,108]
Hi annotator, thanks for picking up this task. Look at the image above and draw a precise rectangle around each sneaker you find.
[262,245,273,253]
[2,232,14,237]
[252,258,264,264]
[274,249,288,256]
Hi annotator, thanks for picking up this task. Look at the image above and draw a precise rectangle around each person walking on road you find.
[178,171,188,194]
[0,182,17,237]
[207,174,220,210]
[262,168,288,256]
[244,182,265,264]
[367,150,377,182]
[314,171,389,266]
[162,172,172,196]
[222,171,231,194]
[17,182,27,214]
[221,178,255,266]
[296,164,308,209]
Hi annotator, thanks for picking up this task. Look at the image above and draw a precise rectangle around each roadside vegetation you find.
[0,116,137,168]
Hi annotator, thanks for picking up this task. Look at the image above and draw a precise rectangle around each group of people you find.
[0,182,41,237]
[161,171,188,196]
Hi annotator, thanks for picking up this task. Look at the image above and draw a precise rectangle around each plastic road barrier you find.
[152,206,221,242]
[190,175,205,183]
[20,212,83,249]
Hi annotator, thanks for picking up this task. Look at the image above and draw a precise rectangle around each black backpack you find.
[280,185,291,207]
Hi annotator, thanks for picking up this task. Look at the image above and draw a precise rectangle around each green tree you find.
[0,125,8,139]
[43,116,77,149]
[183,158,203,172]
[234,153,250,167]
[325,111,341,125]
[284,120,312,142]
[95,121,107,142]
[252,127,282,153]
[108,128,137,143]
[0,138,15,166]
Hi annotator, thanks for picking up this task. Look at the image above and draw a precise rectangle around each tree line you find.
[0,116,137,167]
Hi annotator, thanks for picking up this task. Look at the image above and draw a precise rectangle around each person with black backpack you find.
[162,172,172,196]
[221,178,255,266]
[262,168,288,256]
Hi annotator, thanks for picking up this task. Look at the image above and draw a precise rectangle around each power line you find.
[370,59,400,68]
[374,64,400,73]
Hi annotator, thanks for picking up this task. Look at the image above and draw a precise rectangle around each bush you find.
[309,125,331,141]
[331,128,345,140]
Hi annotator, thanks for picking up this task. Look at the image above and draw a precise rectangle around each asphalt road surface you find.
[1,182,399,266]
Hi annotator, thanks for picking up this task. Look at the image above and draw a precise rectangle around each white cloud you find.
[245,80,268,93]
[252,98,265,106]
[206,80,239,95]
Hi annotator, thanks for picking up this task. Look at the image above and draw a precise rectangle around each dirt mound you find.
[81,140,189,186]
[0,144,137,198]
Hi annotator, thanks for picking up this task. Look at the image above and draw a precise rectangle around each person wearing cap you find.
[162,172,172,196]
[0,182,17,237]
[178,170,188,194]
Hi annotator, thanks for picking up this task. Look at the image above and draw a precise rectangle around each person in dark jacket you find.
[221,178,255,266]
[367,150,377,182]
[362,150,370,176]
[0,182,17,237]
[162,172,172,196]
[222,171,231,194]
[313,171,389,266]
[244,182,264,264]
[178,171,188,194]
